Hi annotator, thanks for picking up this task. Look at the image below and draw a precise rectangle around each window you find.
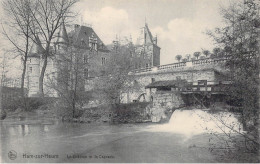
[101,57,106,65]
[84,68,89,78]
[83,54,88,63]
[151,78,155,83]
[30,59,32,63]
[29,67,32,73]
[146,63,149,68]
[89,33,98,51]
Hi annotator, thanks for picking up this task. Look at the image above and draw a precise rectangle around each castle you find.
[26,22,161,97]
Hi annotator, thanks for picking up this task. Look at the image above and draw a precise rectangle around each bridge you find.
[120,57,231,104]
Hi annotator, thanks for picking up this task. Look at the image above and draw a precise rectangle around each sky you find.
[0,0,238,78]
[72,0,237,64]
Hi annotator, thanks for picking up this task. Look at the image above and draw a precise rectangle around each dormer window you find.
[89,33,97,51]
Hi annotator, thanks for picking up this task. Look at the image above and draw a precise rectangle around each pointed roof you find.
[136,23,157,46]
[144,23,154,44]
[56,22,69,44]
[68,25,109,52]
[28,36,44,57]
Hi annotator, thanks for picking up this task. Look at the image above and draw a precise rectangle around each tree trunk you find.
[21,57,27,98]
[39,53,48,97]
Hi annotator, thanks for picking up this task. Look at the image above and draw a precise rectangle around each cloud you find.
[151,2,226,65]
[82,7,137,44]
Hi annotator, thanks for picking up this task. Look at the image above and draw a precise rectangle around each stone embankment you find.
[150,91,185,123]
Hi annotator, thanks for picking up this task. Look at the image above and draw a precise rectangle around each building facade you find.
[26,22,160,97]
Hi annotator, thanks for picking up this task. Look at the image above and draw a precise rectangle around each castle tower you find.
[27,36,44,97]
[135,23,161,69]
[53,21,70,94]
[55,21,69,52]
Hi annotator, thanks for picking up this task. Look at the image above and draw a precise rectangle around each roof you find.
[135,23,160,48]
[56,22,69,44]
[68,25,109,52]
[145,79,188,89]
[145,23,154,44]
[28,36,44,57]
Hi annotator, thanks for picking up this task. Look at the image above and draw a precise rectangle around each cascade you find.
[147,109,243,138]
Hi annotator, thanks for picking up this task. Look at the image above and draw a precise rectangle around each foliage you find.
[202,50,210,58]
[45,44,90,118]
[95,43,139,104]
[175,54,182,62]
[193,51,201,59]
[208,0,260,154]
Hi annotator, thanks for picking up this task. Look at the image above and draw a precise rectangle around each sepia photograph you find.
[0,0,259,163]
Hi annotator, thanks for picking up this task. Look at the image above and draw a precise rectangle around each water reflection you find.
[4,124,53,137]
[44,125,49,132]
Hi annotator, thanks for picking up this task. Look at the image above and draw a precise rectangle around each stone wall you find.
[150,91,185,122]
[123,68,220,103]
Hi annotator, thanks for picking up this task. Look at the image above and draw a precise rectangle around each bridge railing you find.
[130,57,229,74]
[182,80,232,93]
[157,62,186,70]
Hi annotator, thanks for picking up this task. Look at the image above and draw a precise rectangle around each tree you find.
[28,0,77,97]
[45,44,88,118]
[182,58,188,62]
[202,50,210,58]
[208,0,260,152]
[1,0,35,98]
[95,43,137,104]
[193,51,201,59]
[0,52,9,120]
[175,55,182,62]
[2,0,78,97]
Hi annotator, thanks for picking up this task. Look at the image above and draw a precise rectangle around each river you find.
[0,109,246,163]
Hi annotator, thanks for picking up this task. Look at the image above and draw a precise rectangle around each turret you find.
[55,21,69,52]
[27,36,44,97]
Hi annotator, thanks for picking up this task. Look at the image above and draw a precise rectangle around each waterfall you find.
[147,109,243,138]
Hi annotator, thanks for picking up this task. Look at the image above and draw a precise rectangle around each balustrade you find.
[130,57,229,74]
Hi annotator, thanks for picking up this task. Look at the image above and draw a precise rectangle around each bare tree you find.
[45,44,88,118]
[0,52,9,120]
[1,0,35,97]
[27,0,78,97]
[95,43,137,104]
[208,0,260,155]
